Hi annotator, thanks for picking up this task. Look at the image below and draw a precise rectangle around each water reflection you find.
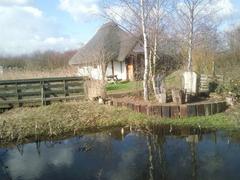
[0,126,240,180]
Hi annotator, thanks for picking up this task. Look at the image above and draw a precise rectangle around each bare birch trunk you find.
[141,0,149,101]
[152,35,158,98]
[188,7,194,72]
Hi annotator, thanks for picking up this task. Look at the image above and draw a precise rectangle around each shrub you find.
[209,81,219,92]
[216,79,240,99]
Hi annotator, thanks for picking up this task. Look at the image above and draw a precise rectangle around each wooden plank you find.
[139,105,147,114]
[41,81,45,106]
[68,88,84,94]
[197,104,205,116]
[116,101,123,107]
[204,103,212,116]
[0,92,17,98]
[0,76,86,108]
[0,98,42,105]
[127,103,134,110]
[151,105,162,116]
[162,106,170,118]
[211,103,217,114]
[0,76,85,85]
[222,101,227,111]
[67,82,84,87]
[19,91,41,97]
[134,104,141,113]
[180,105,188,117]
[170,106,180,118]
[46,95,85,101]
[187,105,197,117]
[216,102,222,113]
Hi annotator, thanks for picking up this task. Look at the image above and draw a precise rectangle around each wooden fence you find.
[111,98,227,118]
[0,77,85,110]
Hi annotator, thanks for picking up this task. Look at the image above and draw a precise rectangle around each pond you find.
[0,126,240,180]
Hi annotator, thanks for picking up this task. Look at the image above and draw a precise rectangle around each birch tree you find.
[176,0,217,72]
[140,0,150,101]
[103,0,170,101]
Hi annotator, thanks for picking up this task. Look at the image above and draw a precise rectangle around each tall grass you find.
[0,100,239,145]
[0,67,77,80]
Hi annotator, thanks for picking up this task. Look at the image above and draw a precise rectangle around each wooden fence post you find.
[41,81,45,106]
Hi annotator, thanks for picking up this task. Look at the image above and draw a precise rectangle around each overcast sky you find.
[0,0,239,56]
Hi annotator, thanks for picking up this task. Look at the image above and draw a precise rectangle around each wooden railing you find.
[0,76,85,110]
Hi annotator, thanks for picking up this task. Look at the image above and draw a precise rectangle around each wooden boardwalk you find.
[0,76,85,111]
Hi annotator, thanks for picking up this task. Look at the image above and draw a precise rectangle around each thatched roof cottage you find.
[69,22,144,81]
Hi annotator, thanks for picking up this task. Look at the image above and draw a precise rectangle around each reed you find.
[0,100,238,145]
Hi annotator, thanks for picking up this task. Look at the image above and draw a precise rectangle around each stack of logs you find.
[108,99,227,118]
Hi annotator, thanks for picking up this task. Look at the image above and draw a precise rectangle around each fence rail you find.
[0,76,85,110]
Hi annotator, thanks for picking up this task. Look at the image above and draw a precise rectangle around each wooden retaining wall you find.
[111,99,227,118]
[0,77,85,111]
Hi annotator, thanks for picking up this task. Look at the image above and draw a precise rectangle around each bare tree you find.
[103,0,170,101]
[140,0,150,101]
[148,0,171,102]
[78,46,116,100]
[175,0,217,72]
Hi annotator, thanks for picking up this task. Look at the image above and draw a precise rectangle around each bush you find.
[216,79,240,99]
[209,81,219,92]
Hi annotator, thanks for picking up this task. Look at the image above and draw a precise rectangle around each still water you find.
[0,126,240,180]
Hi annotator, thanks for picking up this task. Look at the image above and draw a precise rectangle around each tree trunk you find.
[188,7,194,72]
[141,0,149,101]
[152,35,158,99]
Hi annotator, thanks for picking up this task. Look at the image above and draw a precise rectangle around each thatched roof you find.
[69,22,140,66]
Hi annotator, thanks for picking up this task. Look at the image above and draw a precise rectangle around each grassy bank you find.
[0,101,239,144]
[106,81,142,93]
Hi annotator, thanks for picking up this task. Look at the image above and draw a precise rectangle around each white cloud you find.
[5,143,74,179]
[21,6,42,17]
[0,2,81,56]
[215,0,234,17]
[0,0,30,6]
[59,0,100,21]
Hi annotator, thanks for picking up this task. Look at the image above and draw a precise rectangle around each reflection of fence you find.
[0,77,85,110]
[199,74,224,93]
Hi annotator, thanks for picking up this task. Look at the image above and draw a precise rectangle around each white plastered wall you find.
[77,61,127,80]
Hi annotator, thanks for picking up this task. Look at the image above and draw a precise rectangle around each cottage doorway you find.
[126,56,134,81]
[127,64,134,81]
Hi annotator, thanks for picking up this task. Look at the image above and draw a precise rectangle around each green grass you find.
[0,101,239,145]
[105,70,183,94]
[165,70,183,89]
[106,81,142,93]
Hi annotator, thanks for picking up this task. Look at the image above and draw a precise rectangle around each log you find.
[211,103,217,114]
[170,106,180,118]
[127,103,134,110]
[197,104,205,116]
[134,104,141,113]
[162,106,170,118]
[204,103,212,116]
[140,105,147,114]
[116,101,123,107]
[151,105,162,116]
[180,105,188,117]
[216,102,222,113]
[187,105,197,117]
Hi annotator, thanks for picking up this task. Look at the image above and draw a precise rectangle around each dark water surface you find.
[1,126,240,180]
